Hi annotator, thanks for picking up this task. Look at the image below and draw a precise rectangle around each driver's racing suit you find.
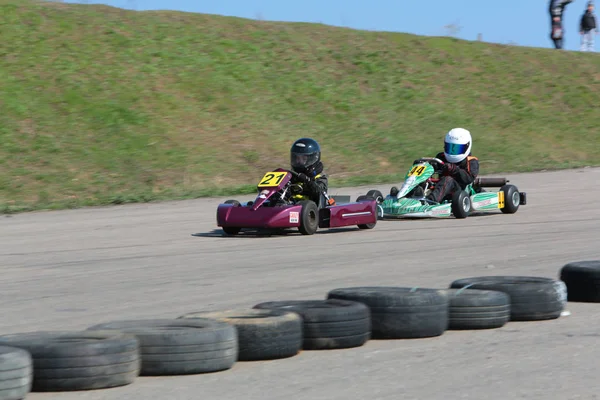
[290,161,329,205]
[426,152,479,203]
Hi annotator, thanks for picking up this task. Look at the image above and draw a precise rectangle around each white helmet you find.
[444,128,472,163]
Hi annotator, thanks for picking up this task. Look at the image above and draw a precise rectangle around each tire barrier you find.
[3,261,595,397]
[326,287,448,339]
[86,319,237,376]
[559,260,600,302]
[0,331,138,392]
[253,299,371,350]
[0,346,32,400]
[178,309,302,361]
[449,276,566,321]
[444,288,510,330]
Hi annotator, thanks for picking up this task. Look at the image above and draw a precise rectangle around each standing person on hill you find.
[549,0,573,49]
[580,2,598,51]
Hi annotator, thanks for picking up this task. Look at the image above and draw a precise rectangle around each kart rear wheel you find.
[366,190,384,204]
[298,200,319,235]
[500,184,520,214]
[222,200,242,235]
[451,190,471,219]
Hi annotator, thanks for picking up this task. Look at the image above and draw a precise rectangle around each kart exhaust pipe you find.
[474,177,508,187]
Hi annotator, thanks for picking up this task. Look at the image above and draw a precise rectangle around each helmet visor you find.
[445,142,470,156]
[291,152,319,169]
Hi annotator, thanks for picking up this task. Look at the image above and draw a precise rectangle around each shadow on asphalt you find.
[192,226,363,238]
[192,212,503,238]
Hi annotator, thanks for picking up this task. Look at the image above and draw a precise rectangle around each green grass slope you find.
[1,0,599,212]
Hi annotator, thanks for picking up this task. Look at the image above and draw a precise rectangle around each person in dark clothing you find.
[425,128,479,204]
[549,0,573,48]
[580,2,598,51]
[551,16,565,49]
[289,137,328,205]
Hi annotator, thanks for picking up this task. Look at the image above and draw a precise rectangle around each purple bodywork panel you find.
[217,203,303,228]
[326,201,377,228]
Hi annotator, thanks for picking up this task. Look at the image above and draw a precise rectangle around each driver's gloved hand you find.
[296,173,311,184]
[442,163,458,176]
[304,180,319,195]
[290,184,303,194]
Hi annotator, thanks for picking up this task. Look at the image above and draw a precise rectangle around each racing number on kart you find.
[258,171,287,187]
[408,165,426,177]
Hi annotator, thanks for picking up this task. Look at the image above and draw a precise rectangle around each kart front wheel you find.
[500,184,520,214]
[358,221,376,229]
[451,190,471,219]
[366,190,384,204]
[298,200,319,235]
[222,227,241,235]
[222,200,242,235]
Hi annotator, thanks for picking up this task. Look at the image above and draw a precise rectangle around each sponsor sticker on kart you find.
[473,198,495,208]
[289,211,299,223]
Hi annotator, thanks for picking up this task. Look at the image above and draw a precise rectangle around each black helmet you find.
[290,138,321,174]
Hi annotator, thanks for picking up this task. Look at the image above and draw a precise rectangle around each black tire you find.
[0,346,32,400]
[222,200,242,235]
[357,221,376,230]
[355,195,377,229]
[0,331,139,392]
[298,200,319,235]
[327,287,448,339]
[366,190,384,203]
[178,309,302,361]
[87,319,237,376]
[449,276,567,321]
[451,190,471,219]
[560,260,600,302]
[444,288,510,330]
[253,300,370,350]
[500,184,520,214]
[222,227,241,235]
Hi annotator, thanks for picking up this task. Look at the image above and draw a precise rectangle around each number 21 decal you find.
[258,171,287,187]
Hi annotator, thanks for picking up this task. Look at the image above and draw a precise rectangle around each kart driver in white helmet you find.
[425,128,480,203]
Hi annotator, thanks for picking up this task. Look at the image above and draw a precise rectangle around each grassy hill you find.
[1,0,599,212]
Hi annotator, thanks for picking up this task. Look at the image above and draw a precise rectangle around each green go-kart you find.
[367,157,527,219]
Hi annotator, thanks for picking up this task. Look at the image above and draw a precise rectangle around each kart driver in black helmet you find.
[289,138,328,205]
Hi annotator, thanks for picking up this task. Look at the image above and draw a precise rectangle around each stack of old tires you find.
[0,346,32,400]
[0,261,599,398]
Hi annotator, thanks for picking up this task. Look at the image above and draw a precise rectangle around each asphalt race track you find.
[2,167,600,400]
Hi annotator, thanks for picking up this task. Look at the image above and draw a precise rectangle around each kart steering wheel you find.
[416,157,444,165]
[416,157,444,171]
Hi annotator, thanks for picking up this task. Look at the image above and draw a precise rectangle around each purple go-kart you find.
[216,168,379,236]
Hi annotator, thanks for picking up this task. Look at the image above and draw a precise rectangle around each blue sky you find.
[64,0,593,51]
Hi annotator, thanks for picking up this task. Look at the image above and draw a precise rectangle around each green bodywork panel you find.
[381,160,503,218]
